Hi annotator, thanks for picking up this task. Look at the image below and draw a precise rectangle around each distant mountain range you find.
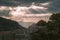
[18,21,35,28]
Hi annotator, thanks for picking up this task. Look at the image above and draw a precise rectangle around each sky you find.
[0,0,59,28]
[0,0,60,13]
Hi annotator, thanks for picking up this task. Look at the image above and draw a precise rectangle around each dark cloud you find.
[47,0,60,13]
[0,0,20,6]
[0,0,52,6]
[0,0,60,13]
[0,10,9,17]
[16,0,51,3]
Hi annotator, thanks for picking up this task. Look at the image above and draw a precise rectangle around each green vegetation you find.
[30,13,60,40]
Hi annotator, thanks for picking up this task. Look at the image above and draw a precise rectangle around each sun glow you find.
[9,2,49,17]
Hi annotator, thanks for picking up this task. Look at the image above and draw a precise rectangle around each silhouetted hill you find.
[0,17,25,31]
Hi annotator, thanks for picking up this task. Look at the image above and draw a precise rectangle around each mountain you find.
[0,17,25,31]
[18,21,35,28]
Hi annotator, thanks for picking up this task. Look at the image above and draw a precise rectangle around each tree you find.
[30,13,60,40]
[30,20,47,40]
[50,13,60,21]
[47,13,60,40]
[36,20,47,26]
[47,13,60,32]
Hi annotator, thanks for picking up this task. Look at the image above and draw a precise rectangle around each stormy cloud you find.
[0,0,60,13]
